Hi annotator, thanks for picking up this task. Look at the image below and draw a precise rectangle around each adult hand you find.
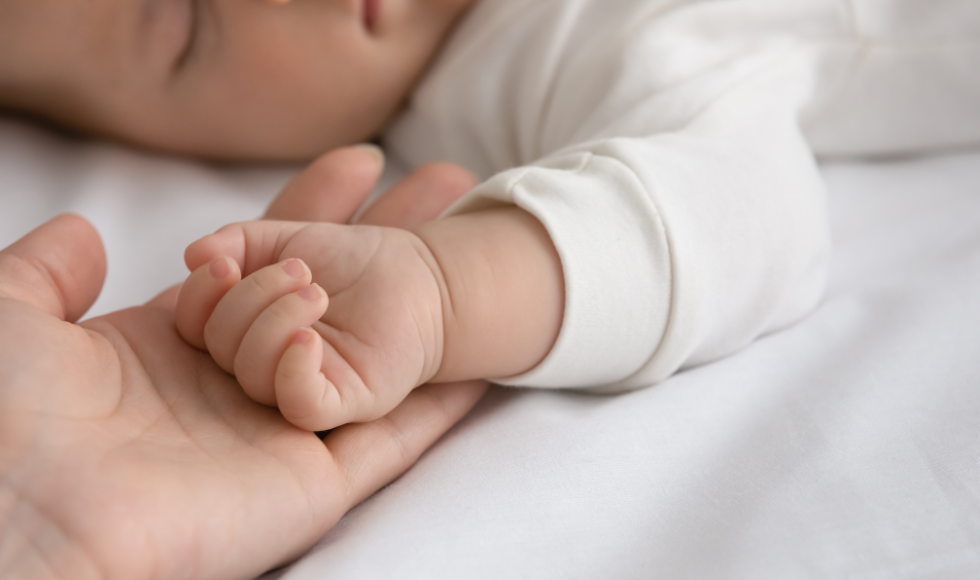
[265,145,476,230]
[0,149,484,580]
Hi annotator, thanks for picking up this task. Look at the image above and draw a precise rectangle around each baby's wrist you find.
[414,207,565,383]
[405,231,451,386]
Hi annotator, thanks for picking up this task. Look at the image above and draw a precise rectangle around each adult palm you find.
[0,149,484,580]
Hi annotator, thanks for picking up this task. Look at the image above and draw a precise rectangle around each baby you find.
[2,0,978,431]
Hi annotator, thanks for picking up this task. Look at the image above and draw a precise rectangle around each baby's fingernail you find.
[292,329,315,345]
[282,259,307,279]
[297,283,324,302]
[209,257,230,279]
[355,143,385,170]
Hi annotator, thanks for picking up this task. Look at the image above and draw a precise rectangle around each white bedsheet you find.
[1,115,979,579]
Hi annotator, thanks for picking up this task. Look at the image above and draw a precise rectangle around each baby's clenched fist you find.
[175,221,447,431]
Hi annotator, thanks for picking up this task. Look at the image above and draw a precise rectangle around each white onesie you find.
[383,0,980,392]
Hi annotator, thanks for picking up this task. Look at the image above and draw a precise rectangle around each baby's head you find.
[0,0,472,161]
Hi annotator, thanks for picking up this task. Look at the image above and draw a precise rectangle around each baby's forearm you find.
[415,208,564,383]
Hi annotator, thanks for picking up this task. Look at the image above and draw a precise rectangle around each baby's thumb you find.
[0,214,106,322]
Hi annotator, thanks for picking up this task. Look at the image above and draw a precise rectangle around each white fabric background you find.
[1,116,979,578]
[0,118,293,317]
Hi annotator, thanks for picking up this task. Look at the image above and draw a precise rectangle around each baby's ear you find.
[0,214,106,322]
[264,145,384,223]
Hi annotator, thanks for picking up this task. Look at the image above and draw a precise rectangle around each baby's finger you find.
[175,256,241,350]
[275,329,341,431]
[184,220,310,275]
[205,259,313,374]
[235,284,328,406]
[277,337,385,432]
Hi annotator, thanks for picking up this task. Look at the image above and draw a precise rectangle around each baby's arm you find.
[416,207,564,383]
[176,208,563,431]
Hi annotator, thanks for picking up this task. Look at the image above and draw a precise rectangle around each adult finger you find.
[358,162,476,230]
[326,380,489,508]
[0,214,106,322]
[146,284,181,309]
[264,145,385,223]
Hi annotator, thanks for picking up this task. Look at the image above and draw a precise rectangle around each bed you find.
[1,114,978,579]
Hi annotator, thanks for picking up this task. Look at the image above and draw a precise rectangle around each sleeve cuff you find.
[443,149,673,392]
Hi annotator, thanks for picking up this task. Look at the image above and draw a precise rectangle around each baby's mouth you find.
[363,0,380,33]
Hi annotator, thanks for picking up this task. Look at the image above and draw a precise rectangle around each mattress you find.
[2,115,979,579]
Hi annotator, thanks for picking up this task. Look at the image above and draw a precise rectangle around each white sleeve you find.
[435,1,980,393]
[444,54,831,392]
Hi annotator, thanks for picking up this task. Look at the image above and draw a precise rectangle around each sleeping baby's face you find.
[0,0,473,161]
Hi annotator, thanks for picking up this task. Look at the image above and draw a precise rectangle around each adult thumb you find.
[0,214,106,322]
[263,145,385,223]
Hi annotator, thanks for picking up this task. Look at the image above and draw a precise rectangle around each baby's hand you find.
[175,221,446,432]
